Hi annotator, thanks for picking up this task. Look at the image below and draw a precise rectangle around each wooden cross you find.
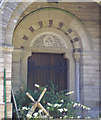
[26,88,50,118]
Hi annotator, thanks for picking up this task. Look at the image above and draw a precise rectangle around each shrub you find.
[13,82,90,119]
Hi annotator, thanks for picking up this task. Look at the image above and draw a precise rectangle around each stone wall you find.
[0,46,13,119]
[0,1,100,118]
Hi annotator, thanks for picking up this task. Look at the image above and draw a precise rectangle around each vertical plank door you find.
[27,53,68,91]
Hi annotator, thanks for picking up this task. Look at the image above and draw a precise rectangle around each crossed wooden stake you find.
[26,88,50,118]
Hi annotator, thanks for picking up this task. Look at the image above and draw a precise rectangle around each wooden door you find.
[27,53,68,91]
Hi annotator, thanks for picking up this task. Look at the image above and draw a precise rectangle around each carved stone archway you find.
[18,31,75,94]
[12,7,92,104]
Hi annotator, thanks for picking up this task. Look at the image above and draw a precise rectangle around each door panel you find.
[27,53,68,91]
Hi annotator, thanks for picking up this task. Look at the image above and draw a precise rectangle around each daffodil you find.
[38,109,43,113]
[66,91,74,95]
[22,107,28,110]
[78,103,81,107]
[73,103,77,107]
[77,116,81,118]
[83,106,86,109]
[54,104,62,107]
[69,117,73,118]
[58,108,63,113]
[47,103,52,106]
[33,112,38,117]
[64,108,68,111]
[87,107,91,110]
[47,107,50,109]
[50,116,53,119]
[35,84,40,88]
[54,104,58,107]
[85,116,91,118]
[60,100,64,102]
[26,114,32,118]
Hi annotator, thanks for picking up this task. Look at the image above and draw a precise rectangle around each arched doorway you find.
[27,52,69,91]
[12,6,92,107]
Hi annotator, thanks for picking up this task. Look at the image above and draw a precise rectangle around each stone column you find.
[73,52,81,103]
[21,51,31,87]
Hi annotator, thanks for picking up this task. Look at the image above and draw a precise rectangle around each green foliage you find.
[99,112,101,118]
[13,82,77,119]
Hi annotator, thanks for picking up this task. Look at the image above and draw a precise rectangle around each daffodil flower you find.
[35,84,40,88]
[26,114,32,118]
[66,91,74,95]
[60,100,64,102]
[77,116,81,118]
[38,109,43,113]
[47,107,50,109]
[47,103,52,106]
[22,107,28,110]
[54,104,62,107]
[87,107,91,110]
[64,108,68,111]
[58,108,63,113]
[33,112,38,117]
[78,103,80,107]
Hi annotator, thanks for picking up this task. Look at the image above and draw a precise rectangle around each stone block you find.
[0,90,3,96]
[61,24,68,32]
[73,41,80,48]
[6,85,11,91]
[0,103,12,118]
[33,23,40,31]
[0,96,3,102]
[70,19,81,31]
[0,85,3,91]
[6,81,11,86]
[0,72,4,78]
[0,58,4,63]
[0,80,4,85]
[83,91,99,101]
[83,101,99,108]
[4,58,12,64]
[4,53,12,58]
[69,32,76,39]
[53,20,59,28]
[42,20,49,27]
[4,72,11,78]
[12,62,20,80]
[0,64,4,68]
[12,52,21,62]
[6,96,11,102]
[4,68,11,74]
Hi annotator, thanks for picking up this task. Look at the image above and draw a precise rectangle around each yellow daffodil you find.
[66,91,74,95]
[35,84,40,88]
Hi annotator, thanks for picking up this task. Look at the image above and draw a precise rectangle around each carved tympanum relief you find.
[30,32,67,48]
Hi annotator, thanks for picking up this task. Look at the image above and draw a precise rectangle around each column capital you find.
[73,52,81,61]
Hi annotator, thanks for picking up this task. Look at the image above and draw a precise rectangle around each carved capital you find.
[73,52,81,61]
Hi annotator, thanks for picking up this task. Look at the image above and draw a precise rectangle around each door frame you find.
[20,48,75,95]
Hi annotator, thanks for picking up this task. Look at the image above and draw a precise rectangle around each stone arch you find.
[11,6,92,94]
[0,1,92,52]
[12,7,92,52]
[0,1,100,118]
